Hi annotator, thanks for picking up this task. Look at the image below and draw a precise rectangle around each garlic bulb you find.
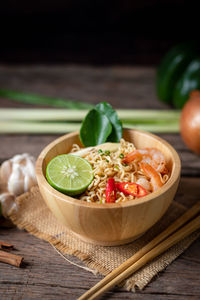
[0,153,37,196]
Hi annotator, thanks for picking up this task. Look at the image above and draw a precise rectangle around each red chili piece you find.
[105,178,116,203]
[117,182,147,197]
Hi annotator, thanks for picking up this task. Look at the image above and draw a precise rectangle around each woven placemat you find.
[9,186,200,292]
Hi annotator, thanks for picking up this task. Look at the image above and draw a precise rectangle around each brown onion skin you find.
[180,91,200,155]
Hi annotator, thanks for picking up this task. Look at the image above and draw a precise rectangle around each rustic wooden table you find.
[0,65,200,299]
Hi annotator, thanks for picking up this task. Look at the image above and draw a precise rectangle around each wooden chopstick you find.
[86,215,200,300]
[78,201,200,300]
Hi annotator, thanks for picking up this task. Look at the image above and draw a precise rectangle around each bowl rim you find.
[35,128,181,209]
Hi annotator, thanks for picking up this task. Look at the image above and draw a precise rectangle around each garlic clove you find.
[0,193,18,218]
[24,174,36,193]
[7,164,24,196]
[0,160,12,189]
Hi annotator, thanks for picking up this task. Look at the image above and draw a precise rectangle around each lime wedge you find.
[46,154,93,196]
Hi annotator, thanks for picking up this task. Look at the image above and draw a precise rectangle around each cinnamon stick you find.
[0,250,23,267]
[0,240,13,249]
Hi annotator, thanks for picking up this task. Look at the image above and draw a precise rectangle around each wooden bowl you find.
[36,129,181,246]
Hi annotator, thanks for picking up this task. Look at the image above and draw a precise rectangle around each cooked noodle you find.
[70,139,169,203]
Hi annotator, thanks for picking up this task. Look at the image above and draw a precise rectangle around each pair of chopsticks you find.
[78,201,200,300]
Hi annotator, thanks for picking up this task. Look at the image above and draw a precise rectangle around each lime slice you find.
[46,154,93,196]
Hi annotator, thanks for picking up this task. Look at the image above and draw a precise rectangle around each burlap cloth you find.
[9,186,200,292]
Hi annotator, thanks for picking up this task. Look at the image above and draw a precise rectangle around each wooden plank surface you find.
[0,65,200,300]
[0,65,166,109]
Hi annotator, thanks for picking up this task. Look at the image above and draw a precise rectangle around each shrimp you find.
[145,148,167,173]
[140,162,163,192]
[136,177,151,192]
[123,148,167,174]
[122,149,148,163]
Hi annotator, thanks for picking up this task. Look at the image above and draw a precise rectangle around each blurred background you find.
[0,0,199,66]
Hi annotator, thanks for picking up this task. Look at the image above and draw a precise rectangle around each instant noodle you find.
[71,139,169,203]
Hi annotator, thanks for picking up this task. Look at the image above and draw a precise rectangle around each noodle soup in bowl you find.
[36,129,181,246]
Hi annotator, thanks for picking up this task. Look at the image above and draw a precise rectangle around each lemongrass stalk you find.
[123,119,179,125]
[0,109,87,121]
[119,110,180,121]
[0,121,179,134]
[123,122,179,133]
[0,89,180,120]
[0,121,81,134]
[0,108,180,122]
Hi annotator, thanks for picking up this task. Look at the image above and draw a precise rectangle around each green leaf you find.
[0,89,94,110]
[80,109,112,147]
[96,102,122,142]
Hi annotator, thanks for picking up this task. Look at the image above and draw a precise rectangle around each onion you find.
[180,91,200,155]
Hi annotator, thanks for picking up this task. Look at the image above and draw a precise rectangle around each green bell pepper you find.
[173,58,200,108]
[156,44,195,104]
